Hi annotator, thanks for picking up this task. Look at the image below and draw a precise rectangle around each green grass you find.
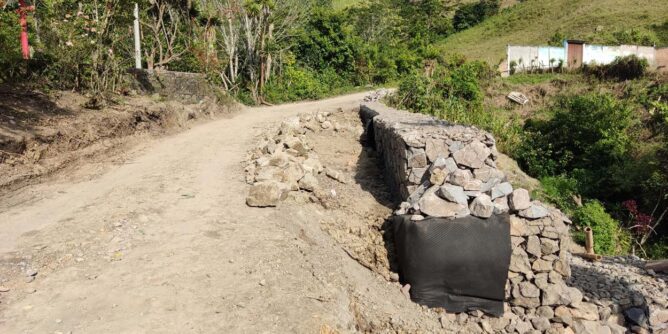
[438,0,668,65]
[504,72,564,85]
[332,0,361,10]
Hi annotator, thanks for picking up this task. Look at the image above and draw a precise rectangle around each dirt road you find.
[0,92,442,333]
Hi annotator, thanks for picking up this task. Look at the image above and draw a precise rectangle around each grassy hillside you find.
[439,0,668,65]
[331,0,518,11]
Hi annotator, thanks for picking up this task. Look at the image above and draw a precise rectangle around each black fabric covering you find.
[393,214,511,316]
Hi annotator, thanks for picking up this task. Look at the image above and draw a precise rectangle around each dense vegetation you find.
[0,0,458,105]
[392,55,667,258]
[1,0,666,258]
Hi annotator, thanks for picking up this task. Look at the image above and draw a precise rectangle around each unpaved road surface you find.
[0,93,441,333]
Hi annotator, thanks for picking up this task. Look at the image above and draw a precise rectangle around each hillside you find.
[439,0,668,65]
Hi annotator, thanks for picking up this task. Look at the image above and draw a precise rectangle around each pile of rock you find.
[359,102,634,334]
[568,256,668,333]
[359,102,549,222]
[363,88,391,103]
[244,111,348,207]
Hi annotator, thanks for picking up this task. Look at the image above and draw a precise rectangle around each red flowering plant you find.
[622,198,667,256]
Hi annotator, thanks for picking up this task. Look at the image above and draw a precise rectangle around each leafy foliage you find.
[583,55,649,81]
[515,93,634,198]
[0,10,23,81]
[453,0,499,32]
[574,200,630,255]
[390,56,521,152]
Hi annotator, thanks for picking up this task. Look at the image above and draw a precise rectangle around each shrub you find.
[263,65,327,103]
[390,58,523,151]
[645,238,668,259]
[537,176,580,215]
[548,30,566,47]
[574,201,628,255]
[515,93,634,199]
[584,55,649,81]
[453,0,499,32]
[0,10,23,82]
[294,8,361,76]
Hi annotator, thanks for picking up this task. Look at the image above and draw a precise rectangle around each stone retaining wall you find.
[128,69,216,104]
[360,102,628,333]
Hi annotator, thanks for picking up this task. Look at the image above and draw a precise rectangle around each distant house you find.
[502,40,668,76]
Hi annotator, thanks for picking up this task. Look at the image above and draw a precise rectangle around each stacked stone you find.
[360,102,631,334]
[568,256,668,333]
[360,102,548,221]
[245,111,348,207]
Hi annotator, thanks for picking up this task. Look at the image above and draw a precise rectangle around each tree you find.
[142,0,191,71]
[197,0,310,102]
[453,0,499,32]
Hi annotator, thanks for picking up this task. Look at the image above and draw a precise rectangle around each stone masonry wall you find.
[128,69,216,104]
[360,102,628,334]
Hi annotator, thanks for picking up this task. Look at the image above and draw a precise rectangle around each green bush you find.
[453,0,499,32]
[537,176,580,216]
[515,93,635,198]
[263,66,328,103]
[584,55,649,81]
[294,8,361,76]
[574,201,629,255]
[0,11,23,82]
[391,58,523,151]
[645,238,668,259]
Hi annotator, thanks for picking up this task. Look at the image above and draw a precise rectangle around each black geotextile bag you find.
[393,214,511,316]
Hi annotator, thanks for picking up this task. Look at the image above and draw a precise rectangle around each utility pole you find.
[134,3,141,69]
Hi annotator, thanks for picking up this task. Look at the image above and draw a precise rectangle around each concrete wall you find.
[507,43,660,75]
[507,46,565,73]
[128,69,216,104]
[583,44,656,66]
[655,48,668,72]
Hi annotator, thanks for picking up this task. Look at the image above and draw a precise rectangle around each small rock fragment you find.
[491,182,513,200]
[298,173,319,192]
[429,169,447,186]
[325,168,347,184]
[449,169,473,187]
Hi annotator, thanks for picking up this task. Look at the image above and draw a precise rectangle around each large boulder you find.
[418,188,470,218]
[247,181,287,207]
[452,141,491,169]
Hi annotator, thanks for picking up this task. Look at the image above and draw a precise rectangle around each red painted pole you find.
[17,0,35,60]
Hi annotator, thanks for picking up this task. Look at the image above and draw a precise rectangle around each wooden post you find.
[134,3,142,69]
[578,227,602,261]
[584,227,594,254]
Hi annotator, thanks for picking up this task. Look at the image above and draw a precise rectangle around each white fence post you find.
[134,3,141,69]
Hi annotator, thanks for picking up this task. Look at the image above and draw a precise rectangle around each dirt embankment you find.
[0,88,239,193]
